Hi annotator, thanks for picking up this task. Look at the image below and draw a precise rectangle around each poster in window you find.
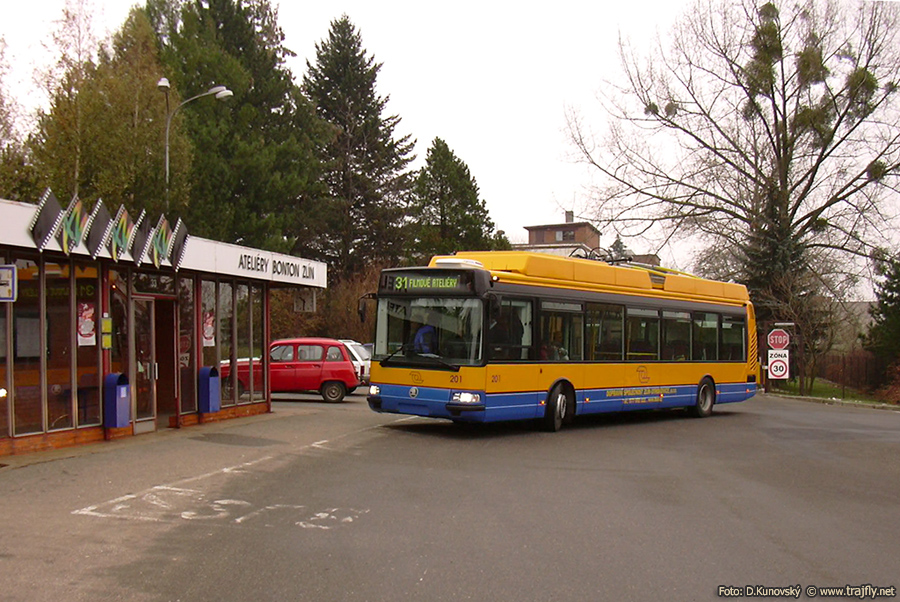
[202,311,216,347]
[77,302,96,346]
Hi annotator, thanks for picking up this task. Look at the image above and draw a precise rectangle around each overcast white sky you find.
[0,0,689,252]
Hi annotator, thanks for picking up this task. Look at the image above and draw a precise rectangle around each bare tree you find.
[0,38,14,146]
[31,0,101,199]
[568,0,900,316]
[0,38,39,201]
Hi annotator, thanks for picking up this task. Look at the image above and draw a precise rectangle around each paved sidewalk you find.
[0,405,289,471]
[0,392,373,471]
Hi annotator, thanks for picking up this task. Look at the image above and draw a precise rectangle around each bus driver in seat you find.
[413,312,438,354]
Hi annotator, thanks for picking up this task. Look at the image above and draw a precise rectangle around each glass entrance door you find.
[134,298,156,431]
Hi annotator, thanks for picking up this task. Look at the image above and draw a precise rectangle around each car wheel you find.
[321,381,346,403]
[690,377,715,418]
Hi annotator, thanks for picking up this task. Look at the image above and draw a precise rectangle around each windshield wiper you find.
[380,343,412,364]
[378,345,461,372]
[415,353,461,372]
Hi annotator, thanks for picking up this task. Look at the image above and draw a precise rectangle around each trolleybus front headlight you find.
[369,385,380,396]
[451,392,481,404]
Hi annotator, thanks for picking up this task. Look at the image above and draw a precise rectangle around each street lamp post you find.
[157,77,234,210]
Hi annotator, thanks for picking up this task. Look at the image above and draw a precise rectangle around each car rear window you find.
[326,346,344,362]
[349,343,370,361]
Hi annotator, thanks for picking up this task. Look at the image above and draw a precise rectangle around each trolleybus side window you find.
[693,312,719,361]
[661,310,691,361]
[626,307,660,361]
[489,299,532,360]
[539,301,583,361]
[721,315,747,361]
[586,303,624,361]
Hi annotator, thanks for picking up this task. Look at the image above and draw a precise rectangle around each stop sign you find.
[768,328,790,350]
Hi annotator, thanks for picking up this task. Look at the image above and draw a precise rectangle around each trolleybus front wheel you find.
[542,384,573,432]
[690,377,715,418]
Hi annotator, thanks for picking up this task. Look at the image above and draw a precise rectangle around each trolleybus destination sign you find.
[380,270,474,294]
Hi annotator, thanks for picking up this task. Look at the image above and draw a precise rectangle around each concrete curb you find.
[767,392,900,412]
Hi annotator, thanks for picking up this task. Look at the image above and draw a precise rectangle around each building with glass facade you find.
[0,196,326,456]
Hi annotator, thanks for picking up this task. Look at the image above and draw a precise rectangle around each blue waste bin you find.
[198,366,220,413]
[103,373,130,428]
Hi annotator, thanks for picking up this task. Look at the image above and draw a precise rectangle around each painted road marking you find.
[71,422,402,526]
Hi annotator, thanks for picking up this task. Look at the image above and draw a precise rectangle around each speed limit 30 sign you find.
[768,349,790,379]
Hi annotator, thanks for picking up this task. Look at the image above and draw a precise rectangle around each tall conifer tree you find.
[865,258,900,367]
[153,0,326,251]
[303,15,414,279]
[410,137,508,259]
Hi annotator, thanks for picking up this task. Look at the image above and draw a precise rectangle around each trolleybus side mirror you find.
[358,293,376,323]
[486,293,501,317]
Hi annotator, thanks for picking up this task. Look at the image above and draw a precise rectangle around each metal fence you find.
[815,351,887,392]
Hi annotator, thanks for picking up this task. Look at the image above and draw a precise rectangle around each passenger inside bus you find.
[540,333,569,361]
[489,307,525,359]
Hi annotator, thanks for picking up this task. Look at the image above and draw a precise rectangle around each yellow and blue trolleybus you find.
[366,251,758,431]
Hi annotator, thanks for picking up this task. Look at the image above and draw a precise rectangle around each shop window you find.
[109,268,129,392]
[201,280,217,368]
[179,276,197,413]
[251,285,265,400]
[75,262,101,426]
[13,256,43,435]
[0,253,8,438]
[219,282,235,406]
[236,284,251,402]
[133,272,175,295]
[45,260,73,430]
[133,299,154,421]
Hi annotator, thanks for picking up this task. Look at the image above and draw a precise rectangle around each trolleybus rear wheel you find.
[691,377,715,418]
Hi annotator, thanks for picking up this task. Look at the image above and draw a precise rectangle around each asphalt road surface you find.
[1,393,898,602]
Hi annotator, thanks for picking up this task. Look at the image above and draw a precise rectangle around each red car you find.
[220,337,361,403]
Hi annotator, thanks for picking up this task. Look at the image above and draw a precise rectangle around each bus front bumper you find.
[367,385,486,419]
